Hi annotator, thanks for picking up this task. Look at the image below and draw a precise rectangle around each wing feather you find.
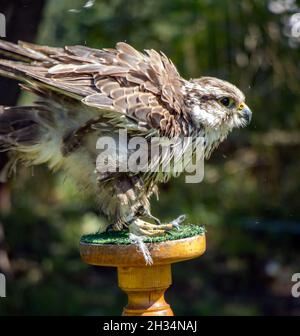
[0,40,190,136]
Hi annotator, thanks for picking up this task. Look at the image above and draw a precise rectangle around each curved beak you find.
[238,102,252,125]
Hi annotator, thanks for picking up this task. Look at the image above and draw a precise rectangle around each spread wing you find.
[0,40,189,137]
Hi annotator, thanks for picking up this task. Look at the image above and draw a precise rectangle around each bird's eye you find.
[220,97,231,107]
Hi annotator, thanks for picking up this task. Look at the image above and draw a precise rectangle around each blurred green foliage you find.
[1,0,300,315]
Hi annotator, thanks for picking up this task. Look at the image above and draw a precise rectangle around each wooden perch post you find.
[80,233,206,316]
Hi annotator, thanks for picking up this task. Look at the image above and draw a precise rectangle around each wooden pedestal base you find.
[118,265,173,316]
[80,234,206,316]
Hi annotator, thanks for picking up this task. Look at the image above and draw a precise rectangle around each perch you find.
[80,225,206,316]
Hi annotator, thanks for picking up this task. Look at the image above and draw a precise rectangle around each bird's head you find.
[185,76,252,131]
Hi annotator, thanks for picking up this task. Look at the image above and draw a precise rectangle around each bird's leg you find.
[129,218,166,236]
[144,209,162,226]
[128,208,186,237]
[140,207,186,230]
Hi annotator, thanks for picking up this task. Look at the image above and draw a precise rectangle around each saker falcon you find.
[0,40,252,237]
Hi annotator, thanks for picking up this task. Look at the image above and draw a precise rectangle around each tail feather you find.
[0,105,60,182]
[0,153,17,183]
[0,106,45,147]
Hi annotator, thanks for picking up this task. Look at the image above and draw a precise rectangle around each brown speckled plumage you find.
[0,40,251,236]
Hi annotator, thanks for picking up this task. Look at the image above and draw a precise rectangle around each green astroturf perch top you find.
[81,224,205,245]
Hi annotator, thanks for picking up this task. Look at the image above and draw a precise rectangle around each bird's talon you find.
[174,223,181,230]
[170,214,186,230]
[128,214,186,237]
[129,218,167,237]
[177,214,187,223]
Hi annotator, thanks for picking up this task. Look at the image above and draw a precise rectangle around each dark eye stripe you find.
[200,95,216,101]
